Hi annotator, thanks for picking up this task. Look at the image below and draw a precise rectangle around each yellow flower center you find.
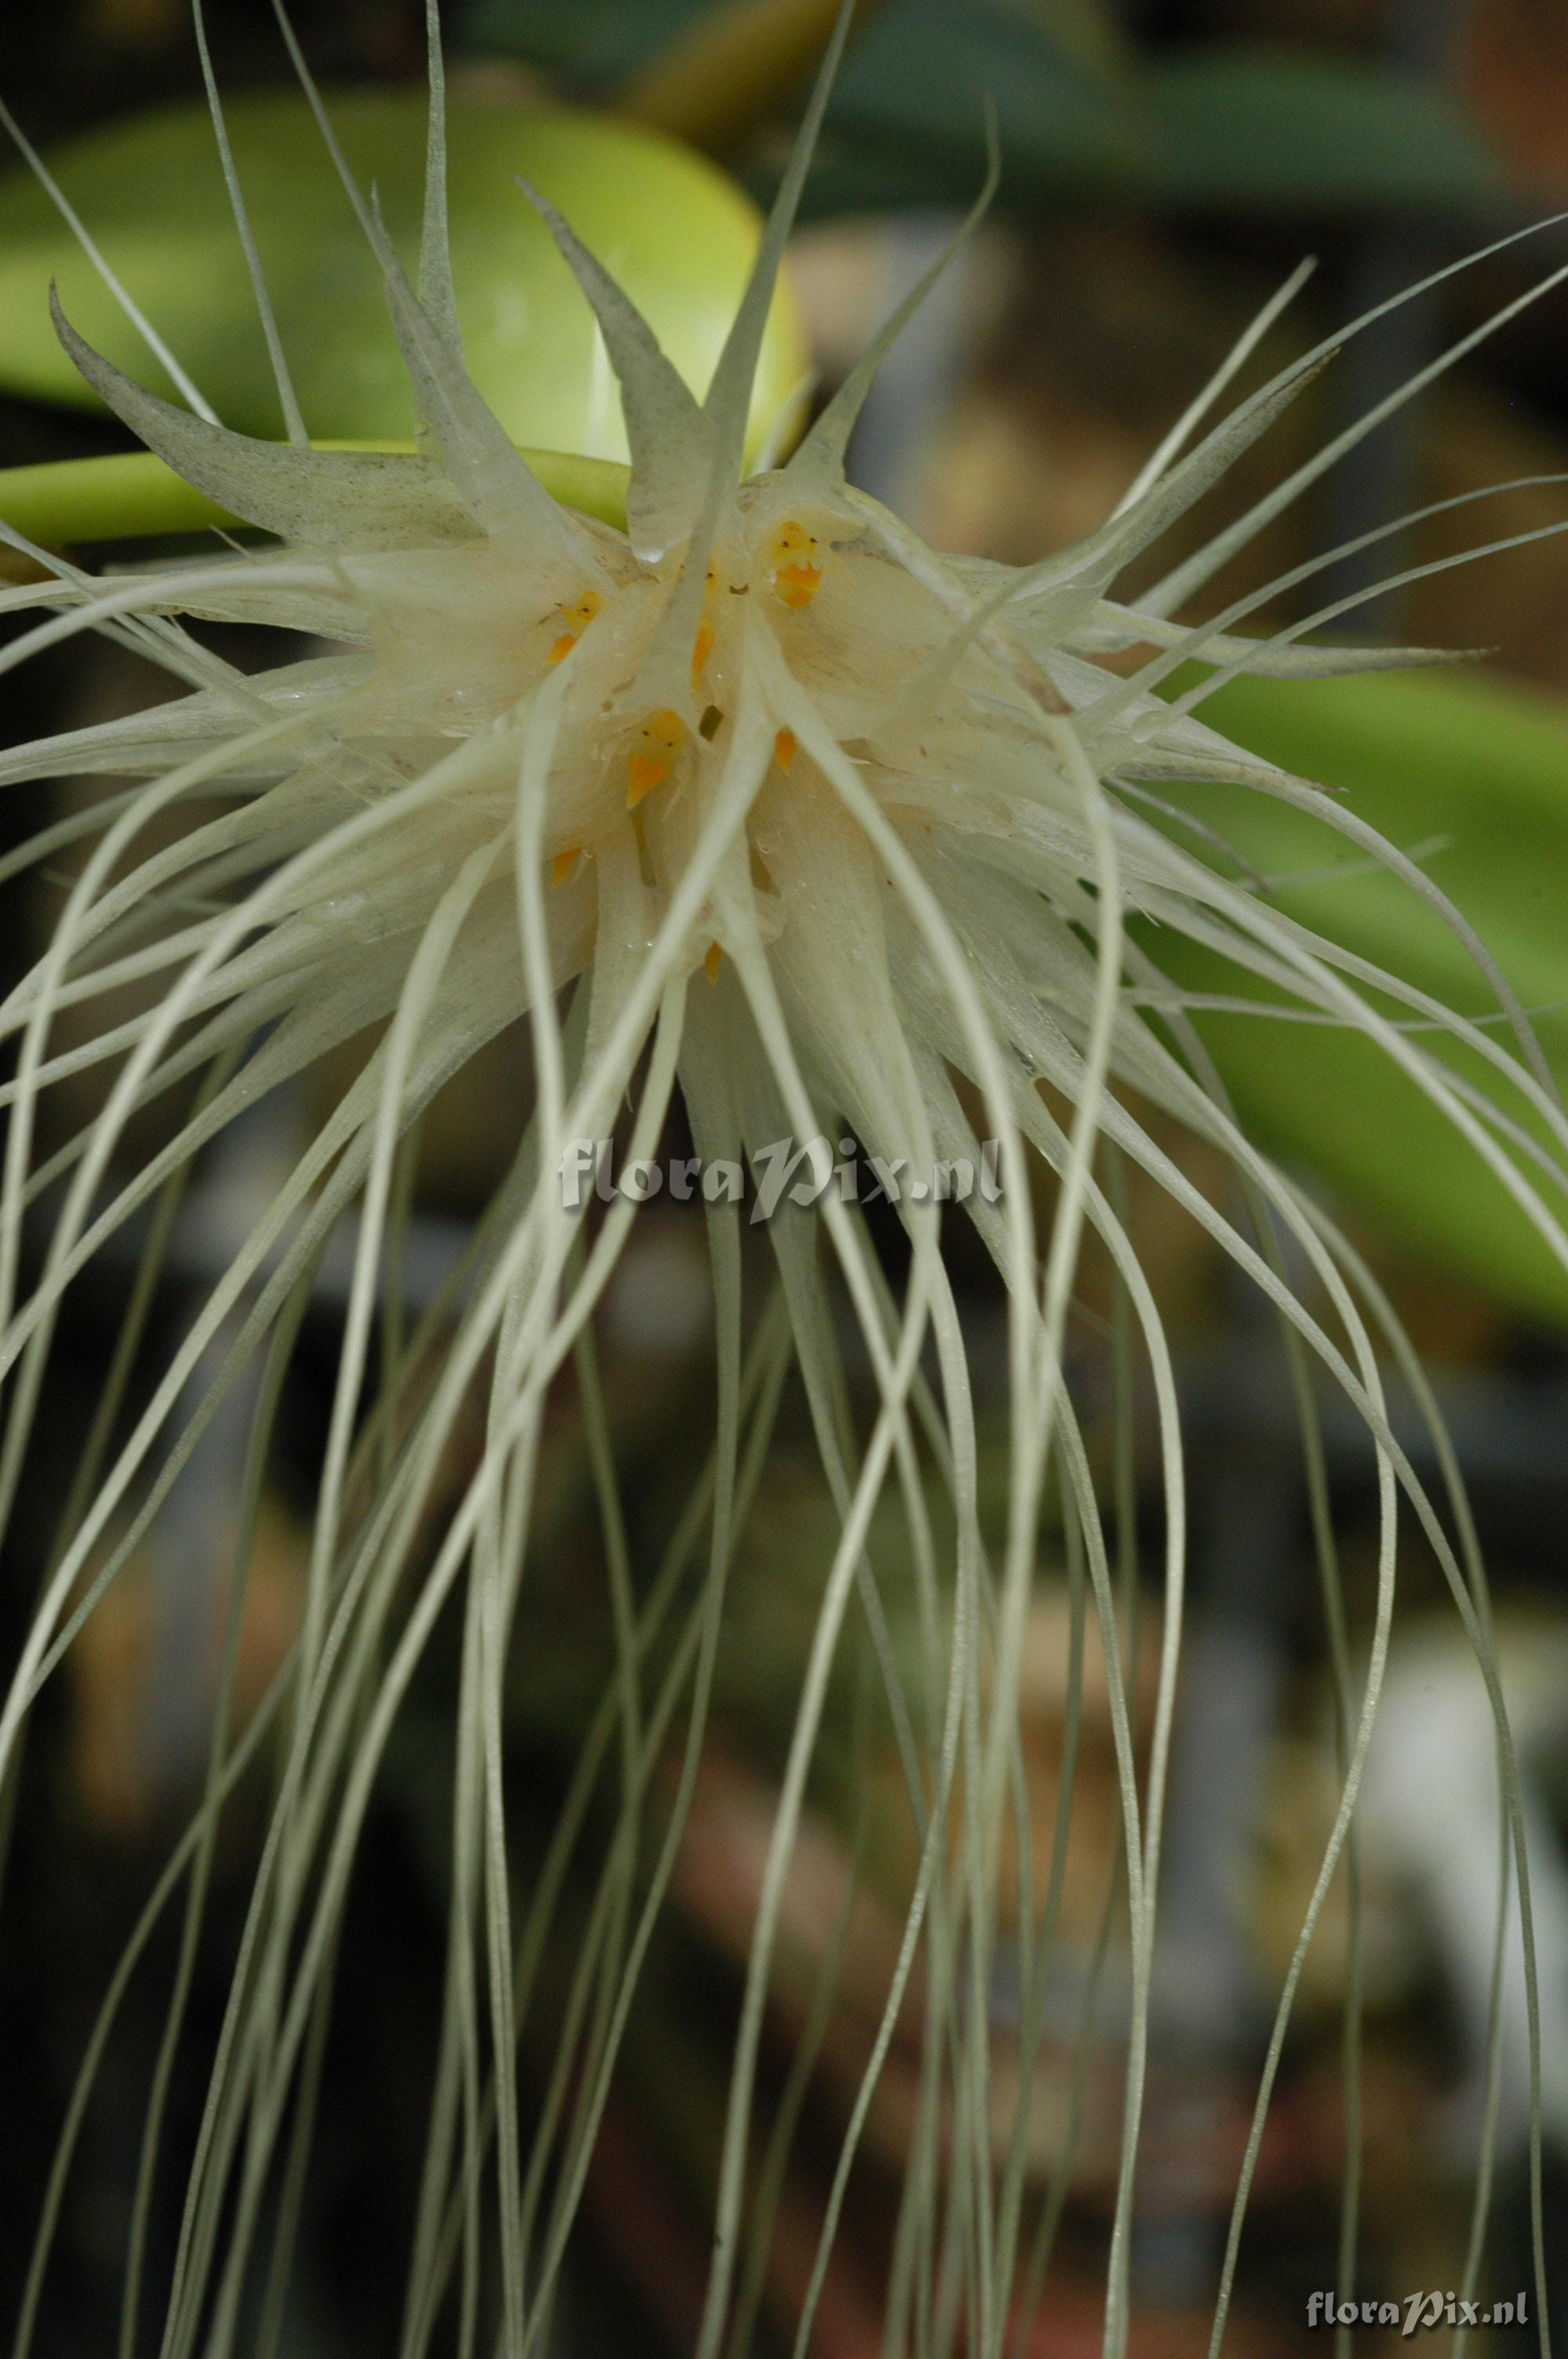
[626,707,685,806]
[546,587,604,666]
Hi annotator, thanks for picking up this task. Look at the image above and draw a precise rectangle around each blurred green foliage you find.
[459,0,1508,217]
[1146,668,1568,1324]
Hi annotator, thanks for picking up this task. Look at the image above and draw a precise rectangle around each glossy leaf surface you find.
[0,91,807,457]
[1148,668,1568,1321]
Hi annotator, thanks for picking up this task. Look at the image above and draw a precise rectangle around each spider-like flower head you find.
[23,95,1463,1277]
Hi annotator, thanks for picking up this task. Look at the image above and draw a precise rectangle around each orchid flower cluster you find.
[2,10,1566,2357]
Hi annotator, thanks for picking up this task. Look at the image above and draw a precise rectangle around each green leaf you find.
[815,25,1508,216]
[821,0,1138,204]
[457,1,1508,219]
[1141,668,1568,1323]
[1142,45,1508,215]
[461,0,714,86]
[459,0,1138,208]
[0,90,805,459]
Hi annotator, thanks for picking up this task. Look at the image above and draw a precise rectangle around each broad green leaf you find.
[463,0,1137,205]
[1143,669,1568,1323]
[821,0,1137,202]
[816,27,1505,215]
[460,0,714,86]
[1142,45,1506,215]
[459,0,1508,219]
[0,91,806,460]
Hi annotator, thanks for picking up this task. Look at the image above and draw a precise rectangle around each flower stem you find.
[615,0,882,154]
[0,442,630,550]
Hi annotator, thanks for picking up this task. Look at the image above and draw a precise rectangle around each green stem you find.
[0,442,630,549]
[615,0,884,153]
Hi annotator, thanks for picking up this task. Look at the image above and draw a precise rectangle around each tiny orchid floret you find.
[546,585,603,665]
[626,704,686,805]
[764,515,824,609]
